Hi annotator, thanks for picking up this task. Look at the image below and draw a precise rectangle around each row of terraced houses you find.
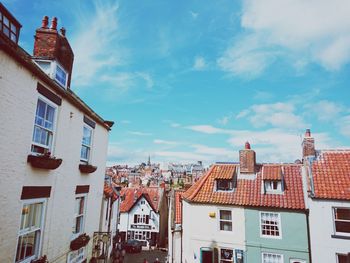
[0,3,115,263]
[169,130,350,263]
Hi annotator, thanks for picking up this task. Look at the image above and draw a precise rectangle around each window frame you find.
[54,62,68,88]
[218,209,233,232]
[336,253,349,263]
[261,252,283,263]
[216,179,234,192]
[80,124,93,163]
[0,11,19,43]
[72,194,88,240]
[15,198,47,263]
[264,180,282,194]
[260,212,282,239]
[333,207,350,236]
[31,95,58,155]
[290,260,306,263]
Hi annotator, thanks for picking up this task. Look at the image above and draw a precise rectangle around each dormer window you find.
[55,63,67,87]
[0,4,21,44]
[216,179,233,191]
[264,180,282,194]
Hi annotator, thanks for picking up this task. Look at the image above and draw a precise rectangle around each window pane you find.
[10,22,16,32]
[10,32,17,42]
[79,198,85,215]
[35,100,46,123]
[80,145,89,160]
[220,221,232,231]
[3,16,9,26]
[338,254,348,263]
[335,208,350,220]
[335,221,350,233]
[220,210,232,220]
[220,249,233,262]
[15,231,39,262]
[55,65,67,86]
[44,104,55,130]
[82,126,92,146]
[75,216,82,233]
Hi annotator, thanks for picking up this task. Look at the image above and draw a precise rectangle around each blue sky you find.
[5,0,350,166]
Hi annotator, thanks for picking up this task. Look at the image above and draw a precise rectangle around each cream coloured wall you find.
[182,200,245,263]
[0,50,110,263]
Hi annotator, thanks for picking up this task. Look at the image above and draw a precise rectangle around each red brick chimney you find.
[302,129,316,158]
[239,141,256,173]
[33,16,74,88]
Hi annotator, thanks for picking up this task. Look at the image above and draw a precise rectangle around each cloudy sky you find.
[6,0,350,166]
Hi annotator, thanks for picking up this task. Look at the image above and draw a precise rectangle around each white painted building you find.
[302,130,350,263]
[118,187,167,248]
[0,5,112,263]
[182,202,246,263]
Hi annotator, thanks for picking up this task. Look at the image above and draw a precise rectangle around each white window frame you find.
[216,179,234,192]
[218,209,233,232]
[333,207,350,236]
[80,125,93,162]
[31,95,58,155]
[15,198,47,263]
[261,252,283,263]
[72,194,87,240]
[264,180,282,194]
[67,247,86,263]
[260,212,282,239]
[54,62,68,88]
[219,247,234,263]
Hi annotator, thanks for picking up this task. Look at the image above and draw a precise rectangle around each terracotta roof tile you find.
[174,191,184,224]
[103,183,118,202]
[120,187,162,213]
[312,150,350,200]
[262,165,282,180]
[183,163,305,210]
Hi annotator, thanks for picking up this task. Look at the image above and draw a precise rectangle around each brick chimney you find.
[302,129,316,158]
[239,142,256,173]
[33,16,74,88]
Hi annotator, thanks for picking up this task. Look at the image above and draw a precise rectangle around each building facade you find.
[302,130,350,263]
[0,4,112,263]
[181,143,309,263]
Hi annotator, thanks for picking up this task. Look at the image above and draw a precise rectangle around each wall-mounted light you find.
[209,212,216,218]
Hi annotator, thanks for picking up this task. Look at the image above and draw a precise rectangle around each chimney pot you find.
[42,16,49,28]
[239,142,256,174]
[305,129,311,137]
[60,27,66,36]
[245,141,251,150]
[50,17,57,30]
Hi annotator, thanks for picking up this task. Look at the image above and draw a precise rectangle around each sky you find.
[4,0,350,166]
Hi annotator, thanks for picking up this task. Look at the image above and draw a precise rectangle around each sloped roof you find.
[120,187,162,213]
[311,150,350,200]
[174,191,184,224]
[262,165,282,180]
[183,163,305,210]
[103,183,118,202]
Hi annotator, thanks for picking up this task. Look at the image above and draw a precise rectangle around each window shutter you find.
[213,247,219,263]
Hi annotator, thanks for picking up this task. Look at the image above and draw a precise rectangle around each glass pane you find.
[335,221,350,233]
[80,145,89,160]
[75,216,82,233]
[335,208,350,220]
[55,65,67,86]
[220,221,232,231]
[10,32,17,42]
[79,198,85,215]
[20,204,30,230]
[82,126,92,146]
[10,22,16,31]
[16,231,39,262]
[338,255,348,263]
[3,25,9,37]
[3,16,9,26]
[36,100,46,122]
[220,249,233,260]
[44,104,55,130]
[220,210,232,220]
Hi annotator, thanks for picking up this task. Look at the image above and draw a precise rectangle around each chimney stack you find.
[60,27,66,37]
[239,141,256,173]
[302,129,316,159]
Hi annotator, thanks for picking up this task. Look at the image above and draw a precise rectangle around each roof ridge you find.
[187,165,217,200]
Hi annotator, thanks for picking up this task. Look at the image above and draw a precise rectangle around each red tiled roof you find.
[175,191,184,224]
[183,163,305,210]
[262,165,282,180]
[103,183,118,202]
[120,187,162,213]
[312,150,350,200]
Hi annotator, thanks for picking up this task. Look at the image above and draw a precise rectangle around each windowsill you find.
[331,234,350,240]
[261,235,282,239]
[215,189,235,193]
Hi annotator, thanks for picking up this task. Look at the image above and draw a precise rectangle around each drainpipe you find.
[306,209,312,263]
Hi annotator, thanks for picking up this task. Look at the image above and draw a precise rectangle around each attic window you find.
[55,63,67,88]
[216,179,233,191]
[0,5,21,44]
[264,180,282,194]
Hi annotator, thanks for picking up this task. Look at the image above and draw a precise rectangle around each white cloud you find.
[190,11,198,19]
[153,139,179,145]
[219,0,350,76]
[306,100,344,122]
[170,123,181,128]
[338,115,350,137]
[236,109,250,119]
[101,72,154,92]
[186,125,229,134]
[129,131,152,136]
[218,116,230,125]
[193,56,206,70]
[71,1,124,86]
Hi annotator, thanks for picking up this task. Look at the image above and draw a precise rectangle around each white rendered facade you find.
[0,45,110,262]
[118,196,160,247]
[182,200,245,263]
